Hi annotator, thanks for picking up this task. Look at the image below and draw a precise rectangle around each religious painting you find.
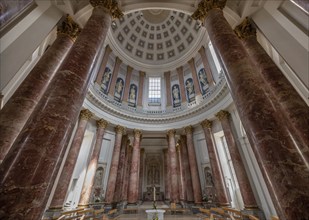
[198,68,209,95]
[185,78,195,103]
[172,84,181,108]
[100,67,112,94]
[128,83,137,107]
[114,77,124,102]
[92,167,104,203]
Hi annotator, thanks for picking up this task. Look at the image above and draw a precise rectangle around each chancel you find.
[0,0,308,220]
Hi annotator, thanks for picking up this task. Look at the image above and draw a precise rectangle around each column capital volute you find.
[96,119,108,128]
[133,129,142,138]
[80,109,93,121]
[184,125,193,134]
[234,17,256,40]
[201,119,212,129]
[215,110,230,121]
[57,15,81,41]
[192,0,227,22]
[115,125,125,134]
[89,0,123,19]
[167,129,176,137]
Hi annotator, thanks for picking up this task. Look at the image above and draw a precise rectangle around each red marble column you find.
[128,129,142,204]
[176,143,186,201]
[122,66,133,103]
[235,18,309,150]
[201,119,229,206]
[105,125,125,203]
[108,57,122,96]
[94,45,112,84]
[216,110,257,208]
[188,58,202,96]
[198,46,215,85]
[0,2,122,218]
[50,109,93,209]
[0,15,80,163]
[176,67,187,104]
[167,129,179,203]
[180,135,194,202]
[192,3,309,219]
[164,71,172,107]
[138,148,145,200]
[122,144,133,201]
[163,149,171,200]
[79,119,108,206]
[137,71,145,107]
[184,126,202,204]
[0,93,3,110]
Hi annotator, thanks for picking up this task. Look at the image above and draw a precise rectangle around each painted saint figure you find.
[128,84,137,107]
[172,84,181,108]
[185,78,195,102]
[101,67,112,94]
[114,78,124,102]
[198,68,209,95]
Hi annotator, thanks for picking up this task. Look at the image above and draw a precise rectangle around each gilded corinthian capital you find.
[115,125,125,134]
[89,0,123,19]
[201,119,212,129]
[57,15,81,41]
[97,119,108,128]
[234,17,256,40]
[215,110,230,121]
[184,125,193,134]
[80,109,94,120]
[133,129,142,139]
[192,0,227,22]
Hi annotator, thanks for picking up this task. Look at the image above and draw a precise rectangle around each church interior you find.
[0,0,308,220]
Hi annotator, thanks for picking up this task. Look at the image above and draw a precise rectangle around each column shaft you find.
[108,57,122,96]
[163,149,171,200]
[164,71,172,107]
[138,149,145,200]
[122,144,132,201]
[176,144,186,201]
[94,45,112,84]
[122,66,133,102]
[199,46,215,85]
[176,67,187,103]
[137,71,145,107]
[188,58,202,96]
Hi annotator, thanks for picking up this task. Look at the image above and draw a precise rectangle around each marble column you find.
[128,129,142,204]
[216,110,257,208]
[201,119,229,206]
[167,129,179,203]
[122,143,132,201]
[164,71,172,108]
[193,2,309,219]
[138,148,145,200]
[184,126,202,203]
[198,46,215,85]
[176,143,186,201]
[188,58,202,96]
[79,119,108,206]
[0,93,3,110]
[0,15,80,163]
[105,125,125,203]
[122,66,133,103]
[0,2,122,218]
[137,71,145,107]
[50,109,94,209]
[180,135,194,202]
[94,45,112,84]
[176,67,187,104]
[235,18,309,149]
[108,57,122,96]
[163,149,171,201]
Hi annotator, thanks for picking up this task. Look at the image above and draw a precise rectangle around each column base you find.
[241,208,265,220]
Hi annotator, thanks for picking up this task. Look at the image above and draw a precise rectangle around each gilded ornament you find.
[97,119,108,128]
[192,0,227,22]
[80,109,93,120]
[184,125,193,134]
[115,125,125,134]
[133,129,142,138]
[89,0,123,19]
[201,119,212,128]
[176,143,180,152]
[215,110,230,120]
[234,17,256,40]
[57,14,81,41]
[167,129,176,136]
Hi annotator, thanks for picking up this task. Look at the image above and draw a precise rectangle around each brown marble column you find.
[108,57,122,96]
[122,66,133,102]
[137,71,145,107]
[128,129,142,204]
[0,15,80,163]
[188,58,202,96]
[184,126,202,203]
[180,135,194,202]
[0,93,3,110]
[167,129,179,203]
[122,143,132,201]
[193,2,309,219]
[163,149,171,200]
[138,148,145,200]
[50,109,93,209]
[94,45,112,84]
[235,18,309,149]
[105,125,125,203]
[198,46,215,85]
[176,143,186,201]
[176,67,187,104]
[79,119,108,206]
[0,2,122,218]
[201,119,229,206]
[164,71,172,108]
[216,110,257,208]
